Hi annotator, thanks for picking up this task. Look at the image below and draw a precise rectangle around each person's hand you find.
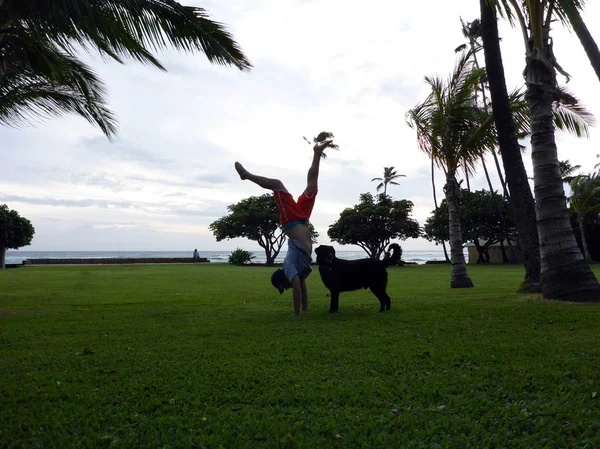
[313,140,334,152]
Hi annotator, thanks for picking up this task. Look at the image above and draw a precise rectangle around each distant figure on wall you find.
[193,249,200,262]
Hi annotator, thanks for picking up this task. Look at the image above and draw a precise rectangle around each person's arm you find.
[291,275,302,315]
[300,277,308,312]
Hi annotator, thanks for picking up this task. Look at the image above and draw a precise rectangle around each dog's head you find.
[315,245,336,265]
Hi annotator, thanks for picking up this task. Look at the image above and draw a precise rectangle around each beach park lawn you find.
[1,263,600,448]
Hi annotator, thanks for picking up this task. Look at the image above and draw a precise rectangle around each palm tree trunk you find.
[480,0,541,292]
[578,213,593,262]
[566,7,600,83]
[481,157,517,263]
[444,176,474,288]
[432,159,450,262]
[491,150,511,201]
[526,53,600,302]
[0,246,5,269]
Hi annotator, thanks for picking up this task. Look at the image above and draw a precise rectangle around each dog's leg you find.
[329,291,340,313]
[370,287,391,312]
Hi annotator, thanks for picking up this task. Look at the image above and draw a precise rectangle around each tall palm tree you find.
[569,172,600,262]
[431,160,451,262]
[407,52,493,288]
[488,0,600,302]
[0,0,251,136]
[371,166,406,195]
[459,21,518,263]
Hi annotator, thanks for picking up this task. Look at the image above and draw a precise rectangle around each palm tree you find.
[431,160,451,262]
[0,0,251,136]
[569,172,600,262]
[371,167,406,196]
[458,21,519,264]
[559,160,582,184]
[488,0,600,302]
[0,34,117,137]
[303,132,339,159]
[407,52,493,288]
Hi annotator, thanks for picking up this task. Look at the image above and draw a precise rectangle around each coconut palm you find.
[0,0,251,137]
[431,160,451,262]
[303,132,339,159]
[487,0,600,302]
[458,21,519,263]
[407,52,494,288]
[481,1,595,291]
[569,172,600,262]
[559,160,582,184]
[371,167,406,196]
[0,34,117,136]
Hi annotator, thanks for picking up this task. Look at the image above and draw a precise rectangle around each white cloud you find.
[1,0,600,252]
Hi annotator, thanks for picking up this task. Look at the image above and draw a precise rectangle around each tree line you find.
[2,0,600,305]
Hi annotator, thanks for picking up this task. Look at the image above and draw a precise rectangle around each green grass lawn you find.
[1,263,600,448]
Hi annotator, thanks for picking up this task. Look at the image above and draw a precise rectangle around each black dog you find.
[314,243,401,313]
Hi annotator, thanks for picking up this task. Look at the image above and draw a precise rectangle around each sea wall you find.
[24,258,209,265]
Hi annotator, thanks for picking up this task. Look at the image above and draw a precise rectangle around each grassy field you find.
[1,263,600,448]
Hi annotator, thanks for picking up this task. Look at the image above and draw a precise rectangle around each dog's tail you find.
[383,243,402,267]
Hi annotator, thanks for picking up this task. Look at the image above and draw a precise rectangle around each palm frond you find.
[315,131,335,143]
[408,52,494,176]
[554,0,587,27]
[0,41,118,137]
[1,0,252,71]
[553,85,595,137]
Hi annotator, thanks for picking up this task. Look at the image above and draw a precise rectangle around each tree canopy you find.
[0,204,35,268]
[423,189,516,263]
[0,0,251,137]
[327,193,420,259]
[209,194,318,266]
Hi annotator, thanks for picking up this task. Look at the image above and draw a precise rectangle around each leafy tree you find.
[327,193,420,259]
[0,0,251,137]
[209,194,318,266]
[407,52,493,288]
[371,166,406,195]
[486,0,600,302]
[423,190,516,263]
[569,173,600,262]
[0,204,35,269]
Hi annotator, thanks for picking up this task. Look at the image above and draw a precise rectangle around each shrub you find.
[228,248,255,266]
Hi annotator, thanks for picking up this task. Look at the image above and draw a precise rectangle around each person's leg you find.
[235,162,288,193]
[300,278,308,312]
[304,147,324,194]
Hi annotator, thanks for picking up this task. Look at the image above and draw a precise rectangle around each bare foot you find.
[234,162,248,180]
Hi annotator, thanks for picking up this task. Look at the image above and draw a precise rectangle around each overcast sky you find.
[2,0,600,253]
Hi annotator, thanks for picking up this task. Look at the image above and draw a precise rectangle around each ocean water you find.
[5,249,452,265]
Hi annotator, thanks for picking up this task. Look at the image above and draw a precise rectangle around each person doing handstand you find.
[234,140,333,315]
